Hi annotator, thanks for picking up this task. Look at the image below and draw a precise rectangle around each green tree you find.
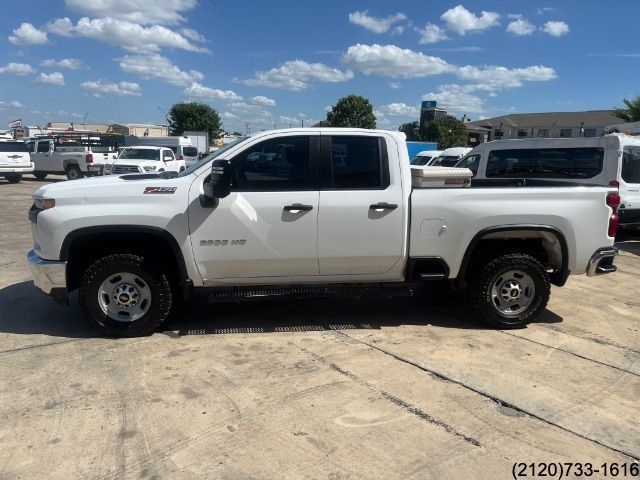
[611,96,640,122]
[398,121,421,141]
[424,115,468,149]
[168,102,222,138]
[326,95,376,129]
[312,120,332,127]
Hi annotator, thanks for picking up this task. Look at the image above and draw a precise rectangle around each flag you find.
[8,119,21,128]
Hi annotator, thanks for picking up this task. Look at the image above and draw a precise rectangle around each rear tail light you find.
[85,153,93,163]
[609,180,620,187]
[179,154,184,160]
[606,191,621,237]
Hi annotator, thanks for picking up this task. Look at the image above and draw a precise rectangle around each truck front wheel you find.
[66,165,83,180]
[79,254,172,337]
[469,253,550,329]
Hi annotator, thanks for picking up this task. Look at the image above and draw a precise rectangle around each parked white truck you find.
[27,128,619,337]
[0,140,33,183]
[27,136,116,180]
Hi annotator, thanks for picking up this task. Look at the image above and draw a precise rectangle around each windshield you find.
[429,155,460,167]
[119,148,160,161]
[183,147,198,157]
[410,155,432,166]
[0,141,28,152]
[177,137,248,177]
[622,146,640,184]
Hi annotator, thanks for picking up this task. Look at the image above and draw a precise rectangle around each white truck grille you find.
[112,165,141,174]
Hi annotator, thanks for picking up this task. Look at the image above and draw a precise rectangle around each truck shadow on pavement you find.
[616,234,640,256]
[0,281,563,339]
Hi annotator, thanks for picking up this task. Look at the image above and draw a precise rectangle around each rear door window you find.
[622,147,640,184]
[37,142,50,153]
[328,136,388,189]
[486,148,604,178]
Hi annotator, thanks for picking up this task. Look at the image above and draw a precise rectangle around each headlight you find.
[34,198,55,210]
[143,166,157,172]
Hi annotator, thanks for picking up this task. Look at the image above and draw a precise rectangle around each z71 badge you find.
[144,186,177,194]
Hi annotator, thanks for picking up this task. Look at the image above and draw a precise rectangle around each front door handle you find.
[284,203,313,212]
[369,202,398,211]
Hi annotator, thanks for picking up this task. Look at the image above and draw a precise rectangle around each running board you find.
[208,284,414,303]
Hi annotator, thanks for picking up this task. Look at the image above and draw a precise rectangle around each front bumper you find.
[586,247,618,277]
[27,250,68,304]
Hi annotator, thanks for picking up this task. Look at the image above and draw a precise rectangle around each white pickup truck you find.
[0,140,33,183]
[27,138,114,180]
[27,128,619,337]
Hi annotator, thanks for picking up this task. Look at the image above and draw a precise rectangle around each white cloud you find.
[180,28,207,42]
[422,84,485,115]
[36,72,65,86]
[239,60,353,91]
[348,11,407,34]
[0,63,36,76]
[9,22,49,45]
[45,17,210,53]
[378,103,420,117]
[456,65,557,91]
[80,79,141,97]
[222,112,238,120]
[64,0,197,25]
[441,5,500,35]
[0,100,25,109]
[251,95,276,107]
[506,16,536,36]
[542,21,569,37]
[45,18,73,36]
[118,54,204,86]
[342,44,455,78]
[40,58,84,69]
[537,7,556,15]
[388,82,401,89]
[418,23,449,44]
[183,83,243,102]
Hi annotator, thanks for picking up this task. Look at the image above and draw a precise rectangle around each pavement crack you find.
[291,342,482,448]
[324,329,640,462]
[0,338,83,354]
[499,331,640,378]
[538,324,640,356]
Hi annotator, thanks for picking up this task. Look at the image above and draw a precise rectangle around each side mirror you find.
[200,159,231,208]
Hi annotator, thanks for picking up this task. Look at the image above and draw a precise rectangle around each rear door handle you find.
[369,202,398,211]
[284,203,313,212]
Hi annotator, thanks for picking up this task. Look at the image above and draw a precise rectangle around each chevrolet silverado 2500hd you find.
[27,128,619,337]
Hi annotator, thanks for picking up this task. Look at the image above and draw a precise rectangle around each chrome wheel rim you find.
[98,272,152,322]
[490,269,535,317]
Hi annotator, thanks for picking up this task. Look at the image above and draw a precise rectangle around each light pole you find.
[83,111,90,130]
[158,107,168,134]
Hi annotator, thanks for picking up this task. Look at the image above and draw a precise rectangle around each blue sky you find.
[0,0,638,133]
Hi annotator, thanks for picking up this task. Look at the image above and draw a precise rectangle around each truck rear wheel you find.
[33,172,48,180]
[79,254,172,337]
[66,165,83,180]
[469,253,550,329]
[5,174,22,183]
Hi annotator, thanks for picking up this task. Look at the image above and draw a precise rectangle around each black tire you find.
[33,172,48,180]
[5,174,22,183]
[66,165,83,180]
[79,254,172,337]
[469,253,550,329]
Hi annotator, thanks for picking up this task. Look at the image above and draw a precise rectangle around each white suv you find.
[104,146,185,175]
[0,140,34,183]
